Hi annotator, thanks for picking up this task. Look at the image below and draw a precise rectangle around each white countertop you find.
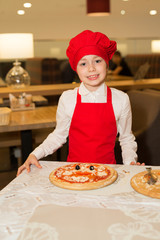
[0,161,160,240]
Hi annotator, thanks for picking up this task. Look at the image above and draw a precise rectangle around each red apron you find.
[67,86,117,164]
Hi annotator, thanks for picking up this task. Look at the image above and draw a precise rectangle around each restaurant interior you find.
[0,0,160,189]
[0,1,160,239]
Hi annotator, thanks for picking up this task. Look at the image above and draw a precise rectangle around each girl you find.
[17,30,143,176]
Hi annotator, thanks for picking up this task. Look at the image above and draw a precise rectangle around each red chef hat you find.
[66,30,117,71]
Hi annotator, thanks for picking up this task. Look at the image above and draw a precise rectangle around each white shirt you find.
[32,82,137,164]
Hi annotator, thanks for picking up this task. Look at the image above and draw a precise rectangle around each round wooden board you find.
[130,169,160,199]
[49,163,118,190]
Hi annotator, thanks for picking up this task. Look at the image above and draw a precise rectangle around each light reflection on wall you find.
[117,43,128,56]
[151,40,160,53]
[50,48,61,57]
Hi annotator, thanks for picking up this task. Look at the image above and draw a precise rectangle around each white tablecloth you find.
[0,161,160,240]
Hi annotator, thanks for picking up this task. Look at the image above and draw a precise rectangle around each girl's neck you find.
[83,82,105,92]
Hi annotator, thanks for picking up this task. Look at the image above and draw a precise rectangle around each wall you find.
[34,38,160,59]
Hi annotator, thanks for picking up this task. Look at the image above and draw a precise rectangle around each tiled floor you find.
[0,170,16,190]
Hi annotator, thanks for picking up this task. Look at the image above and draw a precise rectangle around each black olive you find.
[90,166,94,170]
[75,165,80,170]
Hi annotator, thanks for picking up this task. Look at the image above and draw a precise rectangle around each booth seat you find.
[127,90,160,165]
[0,58,67,85]
[125,54,160,78]
[25,58,76,85]
[26,54,160,84]
[1,54,160,86]
[115,89,160,166]
[25,58,62,85]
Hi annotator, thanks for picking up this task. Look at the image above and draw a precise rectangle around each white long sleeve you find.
[32,82,137,164]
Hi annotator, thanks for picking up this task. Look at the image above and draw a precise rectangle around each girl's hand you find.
[130,161,145,166]
[16,154,42,176]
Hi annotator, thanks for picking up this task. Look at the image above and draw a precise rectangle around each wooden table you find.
[0,106,57,162]
[107,78,160,91]
[106,74,133,81]
[0,78,160,98]
[0,75,131,88]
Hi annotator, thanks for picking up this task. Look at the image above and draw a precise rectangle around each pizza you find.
[49,163,118,190]
[131,169,160,199]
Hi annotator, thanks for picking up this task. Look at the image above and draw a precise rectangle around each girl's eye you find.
[80,62,86,66]
[95,59,101,63]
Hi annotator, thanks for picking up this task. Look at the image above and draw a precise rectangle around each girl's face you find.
[76,55,107,92]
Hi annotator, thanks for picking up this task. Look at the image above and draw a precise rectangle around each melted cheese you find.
[63,171,72,176]
[70,176,89,182]
[97,171,107,177]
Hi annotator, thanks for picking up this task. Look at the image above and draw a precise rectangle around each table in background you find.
[0,106,57,162]
[0,78,160,98]
[0,161,159,240]
[106,74,133,81]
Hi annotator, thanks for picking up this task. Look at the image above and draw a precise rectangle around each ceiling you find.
[0,0,160,40]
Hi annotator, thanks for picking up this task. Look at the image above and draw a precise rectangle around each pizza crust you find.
[49,163,118,190]
[131,169,160,199]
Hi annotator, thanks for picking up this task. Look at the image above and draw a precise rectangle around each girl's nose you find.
[88,63,95,71]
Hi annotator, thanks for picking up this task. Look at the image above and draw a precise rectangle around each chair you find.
[127,90,160,166]
[125,54,160,78]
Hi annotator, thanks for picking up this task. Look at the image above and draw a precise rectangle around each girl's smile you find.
[77,55,107,92]
[87,74,100,81]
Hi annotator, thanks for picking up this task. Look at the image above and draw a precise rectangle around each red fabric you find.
[67,86,117,164]
[66,30,117,71]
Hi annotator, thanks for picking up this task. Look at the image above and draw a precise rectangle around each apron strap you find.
[77,89,81,103]
[107,86,112,102]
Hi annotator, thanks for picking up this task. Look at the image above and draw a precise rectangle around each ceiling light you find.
[121,10,126,15]
[17,10,25,15]
[149,10,157,15]
[122,0,129,1]
[23,3,32,8]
